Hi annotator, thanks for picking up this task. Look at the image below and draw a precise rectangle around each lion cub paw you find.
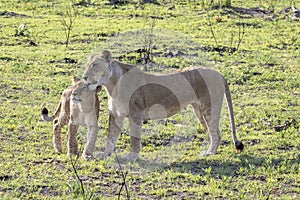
[123,152,140,161]
[54,149,62,154]
[54,145,63,154]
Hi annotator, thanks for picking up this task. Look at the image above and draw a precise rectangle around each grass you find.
[0,0,299,199]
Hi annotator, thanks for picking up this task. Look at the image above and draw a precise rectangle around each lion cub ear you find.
[100,50,112,63]
[72,76,81,85]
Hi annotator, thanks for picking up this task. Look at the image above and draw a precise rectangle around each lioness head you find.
[82,50,113,90]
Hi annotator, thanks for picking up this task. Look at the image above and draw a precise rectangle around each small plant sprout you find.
[15,23,30,37]
[60,6,77,48]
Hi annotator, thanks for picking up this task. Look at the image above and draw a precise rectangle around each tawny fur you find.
[82,50,243,160]
[41,77,101,159]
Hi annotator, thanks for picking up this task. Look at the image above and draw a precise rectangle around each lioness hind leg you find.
[53,118,67,153]
[192,104,220,156]
[192,104,208,131]
[201,113,221,156]
[67,122,79,156]
[123,114,143,161]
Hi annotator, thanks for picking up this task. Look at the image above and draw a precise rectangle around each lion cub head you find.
[71,77,101,113]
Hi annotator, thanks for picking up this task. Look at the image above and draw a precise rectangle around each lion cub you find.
[41,76,101,159]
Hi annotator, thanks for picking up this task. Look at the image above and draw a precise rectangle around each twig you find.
[114,149,130,200]
[70,154,85,196]
[229,32,234,53]
[60,7,77,48]
[206,12,219,47]
[236,20,245,51]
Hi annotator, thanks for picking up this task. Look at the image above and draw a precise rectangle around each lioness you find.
[82,50,244,160]
[41,77,101,159]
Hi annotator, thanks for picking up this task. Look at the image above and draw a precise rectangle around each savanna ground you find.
[0,0,299,199]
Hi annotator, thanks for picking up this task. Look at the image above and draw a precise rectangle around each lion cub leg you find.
[67,122,79,156]
[82,124,99,160]
[53,116,68,154]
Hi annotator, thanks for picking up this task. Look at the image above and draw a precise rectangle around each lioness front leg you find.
[123,114,142,161]
[96,112,124,159]
[82,123,99,160]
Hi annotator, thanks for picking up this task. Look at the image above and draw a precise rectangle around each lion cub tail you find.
[223,78,244,152]
[41,102,61,122]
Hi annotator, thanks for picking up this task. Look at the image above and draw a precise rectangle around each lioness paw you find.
[95,151,111,160]
[123,152,140,161]
[82,152,94,160]
[200,151,216,157]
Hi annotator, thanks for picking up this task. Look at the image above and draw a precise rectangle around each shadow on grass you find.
[133,153,299,178]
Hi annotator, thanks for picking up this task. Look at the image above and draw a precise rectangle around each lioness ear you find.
[100,50,112,63]
[88,54,97,61]
[72,76,81,84]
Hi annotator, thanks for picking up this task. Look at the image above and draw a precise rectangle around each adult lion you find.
[41,77,101,159]
[82,50,243,160]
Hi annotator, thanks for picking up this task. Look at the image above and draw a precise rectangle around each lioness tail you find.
[223,78,244,151]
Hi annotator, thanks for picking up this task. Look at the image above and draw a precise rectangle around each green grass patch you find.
[0,0,299,199]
